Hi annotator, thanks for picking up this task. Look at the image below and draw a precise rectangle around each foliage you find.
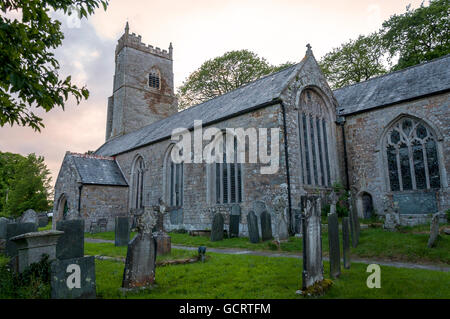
[0,151,52,217]
[319,33,388,89]
[0,0,108,131]
[0,254,51,299]
[381,0,450,71]
[445,209,450,223]
[177,49,294,109]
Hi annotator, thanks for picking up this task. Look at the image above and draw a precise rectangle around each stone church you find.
[53,24,450,233]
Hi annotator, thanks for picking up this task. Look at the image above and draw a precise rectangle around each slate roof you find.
[70,154,128,186]
[95,61,304,156]
[333,54,450,116]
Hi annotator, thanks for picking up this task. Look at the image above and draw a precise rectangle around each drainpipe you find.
[280,101,293,235]
[78,184,84,214]
[337,116,350,191]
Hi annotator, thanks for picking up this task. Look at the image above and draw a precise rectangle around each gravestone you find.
[292,208,302,235]
[427,213,440,248]
[19,209,39,226]
[229,204,241,238]
[51,256,96,299]
[122,208,157,289]
[10,230,63,273]
[260,211,272,241]
[329,191,339,215]
[38,213,49,228]
[273,195,288,241]
[247,211,259,243]
[0,217,10,239]
[253,201,266,238]
[5,222,38,257]
[277,212,289,242]
[210,213,224,242]
[327,213,341,278]
[115,216,130,247]
[349,195,360,247]
[56,219,85,260]
[301,198,324,290]
[342,217,351,269]
[152,199,171,255]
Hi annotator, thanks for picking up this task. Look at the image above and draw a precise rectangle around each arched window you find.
[131,156,145,209]
[213,135,242,204]
[148,69,160,89]
[385,117,441,191]
[298,89,332,187]
[166,146,184,207]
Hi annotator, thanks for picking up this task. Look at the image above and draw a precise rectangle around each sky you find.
[0,0,424,188]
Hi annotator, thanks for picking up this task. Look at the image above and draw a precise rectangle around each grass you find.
[94,252,450,299]
[85,223,450,265]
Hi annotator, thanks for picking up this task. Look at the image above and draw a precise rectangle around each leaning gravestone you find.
[56,219,85,260]
[260,211,273,241]
[342,217,351,269]
[51,256,96,299]
[327,213,341,278]
[122,208,157,289]
[247,211,259,243]
[210,213,224,242]
[115,216,130,247]
[5,222,38,257]
[19,209,39,226]
[427,213,440,248]
[229,204,241,238]
[301,198,324,290]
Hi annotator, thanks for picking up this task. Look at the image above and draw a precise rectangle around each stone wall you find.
[80,185,128,232]
[343,91,450,220]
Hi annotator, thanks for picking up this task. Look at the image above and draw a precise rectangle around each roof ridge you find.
[334,53,450,92]
[69,152,115,161]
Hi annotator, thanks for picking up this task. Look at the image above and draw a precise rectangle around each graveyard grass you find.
[93,252,450,299]
[85,223,450,265]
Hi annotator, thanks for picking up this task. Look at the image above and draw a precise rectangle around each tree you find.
[0,152,52,217]
[381,0,450,71]
[0,0,108,131]
[177,50,294,109]
[318,33,388,89]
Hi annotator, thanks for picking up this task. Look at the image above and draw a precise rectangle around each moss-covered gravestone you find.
[115,216,130,247]
[229,204,241,238]
[247,211,259,243]
[342,217,351,269]
[327,213,341,279]
[56,219,85,260]
[210,213,224,242]
[260,211,272,241]
[427,213,440,248]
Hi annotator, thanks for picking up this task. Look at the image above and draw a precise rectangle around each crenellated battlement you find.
[115,24,172,60]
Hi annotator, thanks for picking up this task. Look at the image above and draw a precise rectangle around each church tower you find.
[105,23,178,140]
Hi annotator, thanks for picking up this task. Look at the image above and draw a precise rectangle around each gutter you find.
[78,184,83,213]
[280,101,293,235]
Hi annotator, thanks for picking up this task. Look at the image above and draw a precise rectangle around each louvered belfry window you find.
[149,70,160,89]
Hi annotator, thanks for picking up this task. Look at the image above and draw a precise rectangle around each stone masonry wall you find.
[343,91,450,222]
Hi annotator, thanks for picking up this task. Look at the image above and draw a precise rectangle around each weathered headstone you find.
[122,208,157,289]
[349,195,360,247]
[273,195,288,241]
[229,204,241,238]
[210,213,224,242]
[301,199,324,290]
[253,201,266,238]
[56,219,85,260]
[329,191,339,215]
[51,256,96,299]
[115,216,130,246]
[342,217,351,269]
[10,230,63,273]
[247,211,259,243]
[277,212,289,242]
[260,211,273,241]
[5,222,38,257]
[38,213,49,228]
[327,213,341,278]
[19,209,39,225]
[427,213,440,248]
[292,208,302,235]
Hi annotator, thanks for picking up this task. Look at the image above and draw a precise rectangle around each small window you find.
[149,70,160,89]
